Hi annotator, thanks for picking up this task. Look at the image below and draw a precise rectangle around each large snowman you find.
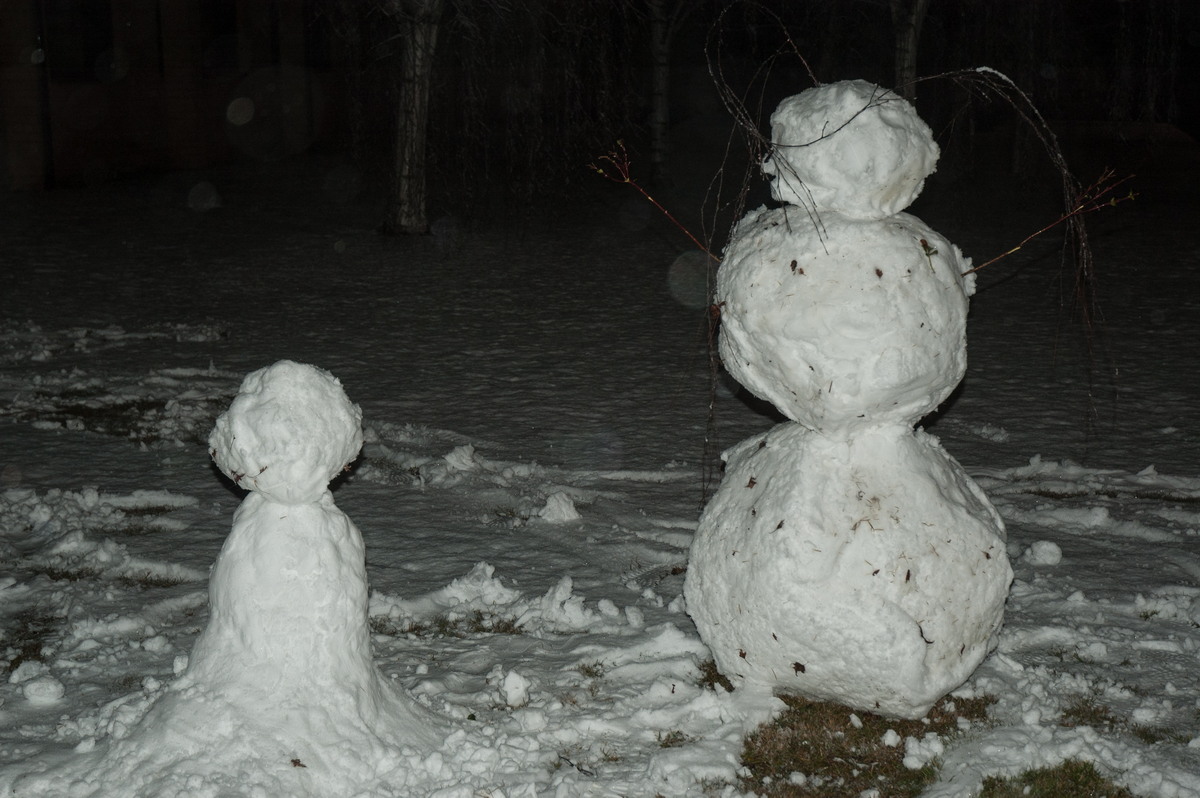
[685,81,1013,719]
[14,361,444,796]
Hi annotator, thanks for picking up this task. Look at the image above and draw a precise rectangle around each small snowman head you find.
[762,80,939,219]
[209,361,363,505]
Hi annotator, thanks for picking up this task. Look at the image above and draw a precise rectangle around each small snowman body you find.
[186,360,443,755]
[685,81,1012,719]
[11,362,444,796]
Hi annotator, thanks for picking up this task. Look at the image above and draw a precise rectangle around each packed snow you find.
[2,109,1200,795]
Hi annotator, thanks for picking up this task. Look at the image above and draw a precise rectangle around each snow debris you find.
[536,491,581,523]
[500,669,532,708]
[902,732,945,770]
[21,676,64,705]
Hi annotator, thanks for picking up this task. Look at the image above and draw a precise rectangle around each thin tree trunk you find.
[384,0,442,235]
[329,1,368,164]
[648,0,672,185]
[890,0,930,100]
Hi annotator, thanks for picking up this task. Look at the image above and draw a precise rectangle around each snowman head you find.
[209,361,363,505]
[762,80,939,219]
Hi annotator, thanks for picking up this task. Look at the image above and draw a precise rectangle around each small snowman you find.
[183,360,444,766]
[685,81,1013,719]
[15,362,444,795]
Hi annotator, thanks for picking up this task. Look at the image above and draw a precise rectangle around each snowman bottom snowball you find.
[685,423,1012,719]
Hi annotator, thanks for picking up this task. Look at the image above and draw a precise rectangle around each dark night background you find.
[1,0,1197,225]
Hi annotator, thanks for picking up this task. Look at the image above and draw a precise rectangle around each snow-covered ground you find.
[2,126,1199,796]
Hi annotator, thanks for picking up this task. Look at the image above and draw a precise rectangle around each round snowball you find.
[762,80,938,219]
[209,361,363,504]
[717,206,973,432]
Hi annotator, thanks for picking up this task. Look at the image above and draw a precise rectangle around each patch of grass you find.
[31,565,187,588]
[106,524,160,537]
[696,658,734,693]
[488,506,530,527]
[1058,695,1118,729]
[1129,725,1190,745]
[2,610,60,676]
[31,565,103,583]
[657,730,692,748]
[739,694,996,797]
[1056,695,1190,747]
[576,661,606,680]
[574,661,606,699]
[979,760,1135,797]
[369,610,523,639]
[47,398,165,440]
[116,571,192,589]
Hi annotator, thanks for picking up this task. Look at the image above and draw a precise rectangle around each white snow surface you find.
[761,80,939,219]
[2,131,1200,796]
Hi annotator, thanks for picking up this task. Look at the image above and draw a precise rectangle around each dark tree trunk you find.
[328,1,368,162]
[648,0,672,185]
[382,0,443,235]
[890,0,930,99]
[646,0,698,187]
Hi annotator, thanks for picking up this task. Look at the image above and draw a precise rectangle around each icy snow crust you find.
[762,80,939,219]
[716,206,974,431]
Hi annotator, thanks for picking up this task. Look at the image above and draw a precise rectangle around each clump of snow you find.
[499,669,532,708]
[902,732,945,770]
[20,676,64,706]
[1022,540,1063,565]
[537,491,581,523]
[762,80,939,219]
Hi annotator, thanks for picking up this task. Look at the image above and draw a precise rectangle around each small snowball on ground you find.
[22,676,64,705]
[762,80,939,218]
[902,732,944,769]
[1023,540,1063,565]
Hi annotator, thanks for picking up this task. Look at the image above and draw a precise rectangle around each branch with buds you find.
[590,141,719,262]
[964,169,1136,276]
